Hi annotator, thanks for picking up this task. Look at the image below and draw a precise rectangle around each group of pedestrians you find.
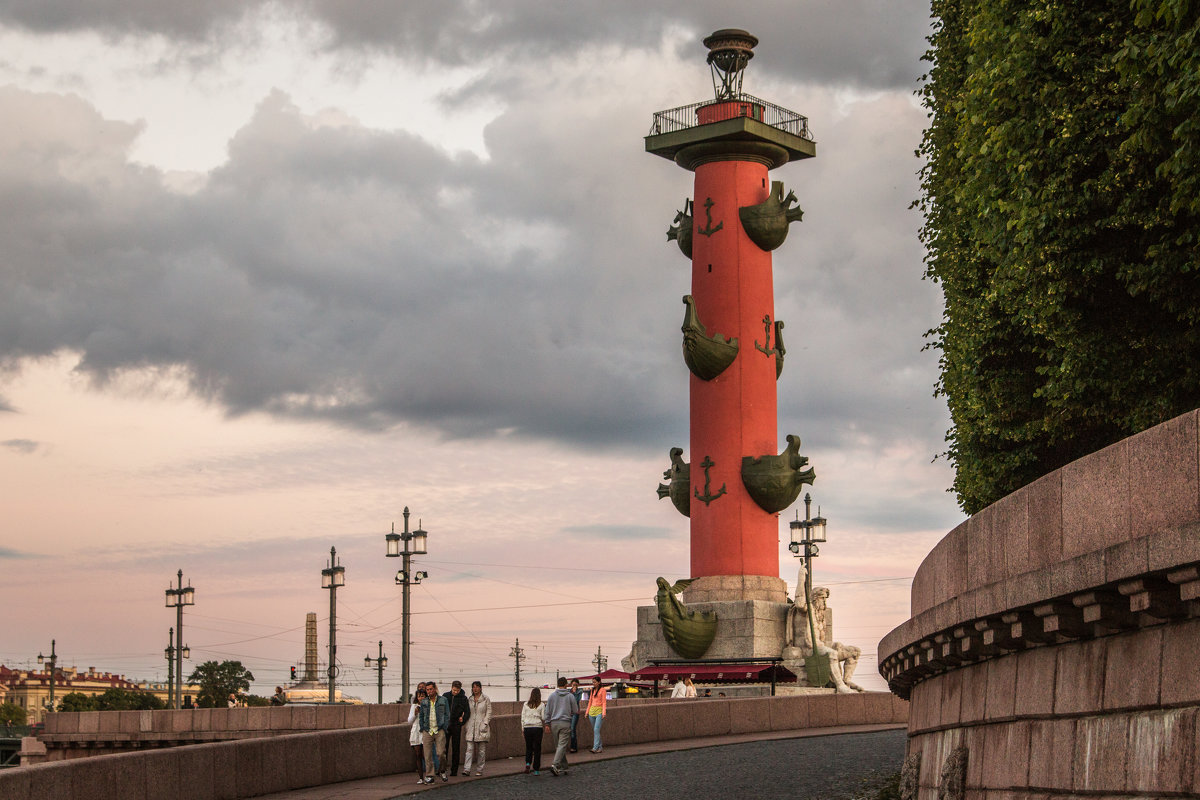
[406,679,492,785]
[406,675,613,783]
[521,676,608,776]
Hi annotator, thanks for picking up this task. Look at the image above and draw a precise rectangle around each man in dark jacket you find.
[443,680,472,776]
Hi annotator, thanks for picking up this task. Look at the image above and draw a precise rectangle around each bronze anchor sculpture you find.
[693,455,726,506]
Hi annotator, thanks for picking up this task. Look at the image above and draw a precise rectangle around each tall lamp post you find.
[164,570,195,709]
[36,639,58,716]
[321,547,346,704]
[789,493,829,682]
[592,646,608,675]
[385,507,429,703]
[164,628,190,707]
[364,641,388,704]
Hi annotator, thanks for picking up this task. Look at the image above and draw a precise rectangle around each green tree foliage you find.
[186,661,255,708]
[0,703,27,725]
[57,692,99,712]
[243,694,272,707]
[94,688,165,711]
[919,0,1200,513]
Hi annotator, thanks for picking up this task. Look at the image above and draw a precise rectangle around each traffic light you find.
[290,666,296,680]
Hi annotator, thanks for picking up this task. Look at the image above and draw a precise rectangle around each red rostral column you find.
[650,30,816,602]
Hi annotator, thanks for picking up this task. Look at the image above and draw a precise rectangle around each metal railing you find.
[649,94,813,141]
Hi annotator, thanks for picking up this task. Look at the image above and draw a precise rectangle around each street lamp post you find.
[592,646,608,674]
[364,641,388,704]
[321,547,346,704]
[164,628,174,708]
[164,628,191,707]
[164,570,196,709]
[36,639,57,716]
[789,493,829,682]
[385,507,429,703]
[509,638,526,702]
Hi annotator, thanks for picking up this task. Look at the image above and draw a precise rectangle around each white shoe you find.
[475,771,483,776]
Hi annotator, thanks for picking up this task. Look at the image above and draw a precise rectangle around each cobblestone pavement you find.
[390,729,905,800]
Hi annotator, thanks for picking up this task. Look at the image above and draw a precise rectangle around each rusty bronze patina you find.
[738,180,803,251]
[740,434,816,514]
[666,199,694,259]
[681,295,738,380]
[656,577,718,659]
[655,447,691,518]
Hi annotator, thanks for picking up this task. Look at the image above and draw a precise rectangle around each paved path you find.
[258,724,906,800]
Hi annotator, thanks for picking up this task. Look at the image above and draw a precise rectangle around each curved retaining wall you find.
[0,692,905,799]
[879,410,1200,797]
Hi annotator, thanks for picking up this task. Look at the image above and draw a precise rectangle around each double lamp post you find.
[164,570,195,709]
[386,507,429,704]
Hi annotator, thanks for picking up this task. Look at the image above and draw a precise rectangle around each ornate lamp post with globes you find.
[789,493,829,683]
[364,641,388,704]
[386,507,429,704]
[321,547,346,704]
[36,640,58,716]
[164,570,196,709]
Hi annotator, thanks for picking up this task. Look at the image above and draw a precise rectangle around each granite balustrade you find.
[878,409,1200,798]
[1,692,905,799]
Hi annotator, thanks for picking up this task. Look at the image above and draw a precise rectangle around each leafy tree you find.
[243,694,271,707]
[95,688,165,711]
[186,661,255,708]
[57,692,99,712]
[918,0,1200,513]
[0,703,27,725]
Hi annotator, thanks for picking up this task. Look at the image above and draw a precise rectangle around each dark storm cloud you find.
[0,438,38,453]
[0,0,931,91]
[0,85,684,448]
[0,23,946,458]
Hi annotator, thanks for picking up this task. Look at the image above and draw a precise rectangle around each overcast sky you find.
[0,1,956,698]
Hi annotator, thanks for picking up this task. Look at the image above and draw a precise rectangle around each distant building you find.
[0,665,199,722]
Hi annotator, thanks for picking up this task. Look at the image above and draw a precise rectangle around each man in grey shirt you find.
[543,676,578,775]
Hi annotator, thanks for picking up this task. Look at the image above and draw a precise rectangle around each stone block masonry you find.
[880,409,1200,798]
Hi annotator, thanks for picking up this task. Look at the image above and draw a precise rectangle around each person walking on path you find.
[443,680,471,777]
[568,678,583,753]
[544,676,576,776]
[419,682,450,783]
[585,677,608,753]
[407,682,429,784]
[684,678,698,698]
[521,687,546,775]
[670,678,686,698]
[463,681,491,776]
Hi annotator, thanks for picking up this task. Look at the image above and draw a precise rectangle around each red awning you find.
[628,664,797,683]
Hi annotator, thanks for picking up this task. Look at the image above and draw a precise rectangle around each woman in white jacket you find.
[462,681,492,776]
[406,682,429,784]
[521,687,546,775]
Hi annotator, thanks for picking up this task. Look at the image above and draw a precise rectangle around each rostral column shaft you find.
[690,155,777,578]
[647,29,816,600]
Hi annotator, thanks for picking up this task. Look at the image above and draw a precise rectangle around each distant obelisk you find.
[304,612,319,682]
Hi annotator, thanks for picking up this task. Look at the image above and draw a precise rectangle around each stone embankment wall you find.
[0,692,905,799]
[879,410,1200,797]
